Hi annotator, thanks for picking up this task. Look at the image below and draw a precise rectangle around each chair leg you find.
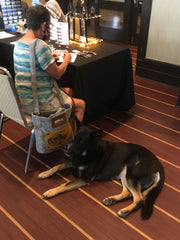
[25,129,35,174]
[0,112,4,140]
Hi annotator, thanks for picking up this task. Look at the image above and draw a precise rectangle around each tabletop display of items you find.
[49,0,102,48]
[66,0,101,46]
[0,0,23,32]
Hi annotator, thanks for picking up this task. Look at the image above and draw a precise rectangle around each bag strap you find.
[52,78,65,107]
[29,39,66,114]
[29,39,40,115]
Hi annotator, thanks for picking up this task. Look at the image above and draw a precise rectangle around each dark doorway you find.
[97,0,143,44]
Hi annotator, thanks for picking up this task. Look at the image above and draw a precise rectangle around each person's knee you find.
[80,99,85,112]
[74,98,85,122]
[74,98,85,112]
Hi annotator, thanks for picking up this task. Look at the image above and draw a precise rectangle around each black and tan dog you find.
[38,126,165,219]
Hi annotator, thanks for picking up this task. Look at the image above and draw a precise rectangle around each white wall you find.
[146,0,180,66]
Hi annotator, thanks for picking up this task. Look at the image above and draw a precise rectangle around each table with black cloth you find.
[0,32,135,122]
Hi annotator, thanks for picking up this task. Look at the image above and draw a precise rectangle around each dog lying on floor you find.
[38,126,165,219]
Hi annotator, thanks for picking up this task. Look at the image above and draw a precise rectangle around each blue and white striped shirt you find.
[14,39,55,108]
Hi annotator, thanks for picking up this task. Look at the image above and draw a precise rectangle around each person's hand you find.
[63,51,71,63]
[52,53,59,61]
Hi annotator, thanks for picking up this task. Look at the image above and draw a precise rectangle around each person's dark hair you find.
[26,5,50,30]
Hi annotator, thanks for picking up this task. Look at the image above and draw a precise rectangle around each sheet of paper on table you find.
[0,31,15,39]
[56,50,77,63]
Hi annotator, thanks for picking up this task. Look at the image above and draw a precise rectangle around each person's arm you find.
[36,40,71,80]
[46,52,71,79]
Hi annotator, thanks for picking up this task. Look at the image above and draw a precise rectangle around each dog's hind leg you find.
[38,161,72,180]
[117,185,143,218]
[117,172,162,219]
[103,186,132,206]
[103,166,132,206]
[42,178,87,199]
[104,166,144,218]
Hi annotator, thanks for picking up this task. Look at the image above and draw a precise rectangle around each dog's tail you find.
[141,171,165,220]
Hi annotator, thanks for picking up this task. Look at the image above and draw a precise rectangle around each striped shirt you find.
[14,39,55,108]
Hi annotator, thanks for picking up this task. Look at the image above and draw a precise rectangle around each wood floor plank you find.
[128,105,180,132]
[134,85,178,105]
[1,45,180,240]
[135,94,180,118]
[1,129,180,240]
[105,113,180,148]
[82,182,180,240]
[0,208,32,240]
[0,155,148,240]
[1,165,90,240]
[135,77,179,96]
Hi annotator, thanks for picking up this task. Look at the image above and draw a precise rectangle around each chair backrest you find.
[0,67,29,128]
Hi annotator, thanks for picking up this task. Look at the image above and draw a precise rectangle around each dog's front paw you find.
[38,170,53,180]
[102,197,116,206]
[117,208,130,218]
[42,189,57,199]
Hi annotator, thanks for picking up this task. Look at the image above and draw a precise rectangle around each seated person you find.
[13,5,85,124]
[39,0,66,22]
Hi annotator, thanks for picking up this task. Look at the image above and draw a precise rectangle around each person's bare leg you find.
[73,98,85,122]
[63,87,73,96]
[62,88,85,123]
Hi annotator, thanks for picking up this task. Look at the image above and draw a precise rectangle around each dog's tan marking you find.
[103,186,132,206]
[38,161,72,179]
[42,178,88,199]
[142,172,160,198]
[118,170,144,217]
[103,166,145,218]
[117,186,143,218]
[117,172,161,218]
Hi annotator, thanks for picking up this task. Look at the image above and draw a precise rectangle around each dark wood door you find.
[97,0,132,43]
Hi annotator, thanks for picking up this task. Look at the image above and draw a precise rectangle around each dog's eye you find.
[81,150,87,156]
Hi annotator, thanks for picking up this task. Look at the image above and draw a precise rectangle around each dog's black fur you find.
[38,126,165,219]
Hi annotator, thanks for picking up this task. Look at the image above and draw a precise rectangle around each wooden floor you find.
[1,45,180,240]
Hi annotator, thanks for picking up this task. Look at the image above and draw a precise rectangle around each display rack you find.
[0,0,23,31]
[65,0,101,46]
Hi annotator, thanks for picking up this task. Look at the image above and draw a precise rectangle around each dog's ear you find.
[90,129,103,141]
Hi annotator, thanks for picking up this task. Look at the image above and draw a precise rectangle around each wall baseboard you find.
[136,58,180,87]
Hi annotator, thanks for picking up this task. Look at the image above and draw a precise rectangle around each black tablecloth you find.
[0,32,135,121]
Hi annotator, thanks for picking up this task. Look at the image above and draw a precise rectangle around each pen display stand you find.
[0,0,23,31]
[66,0,102,47]
[67,14,101,43]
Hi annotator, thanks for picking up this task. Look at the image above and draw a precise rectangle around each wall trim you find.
[136,58,180,87]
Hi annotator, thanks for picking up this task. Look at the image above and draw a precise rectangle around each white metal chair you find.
[0,66,35,173]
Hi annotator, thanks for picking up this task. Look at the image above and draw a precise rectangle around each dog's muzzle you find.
[78,165,87,177]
